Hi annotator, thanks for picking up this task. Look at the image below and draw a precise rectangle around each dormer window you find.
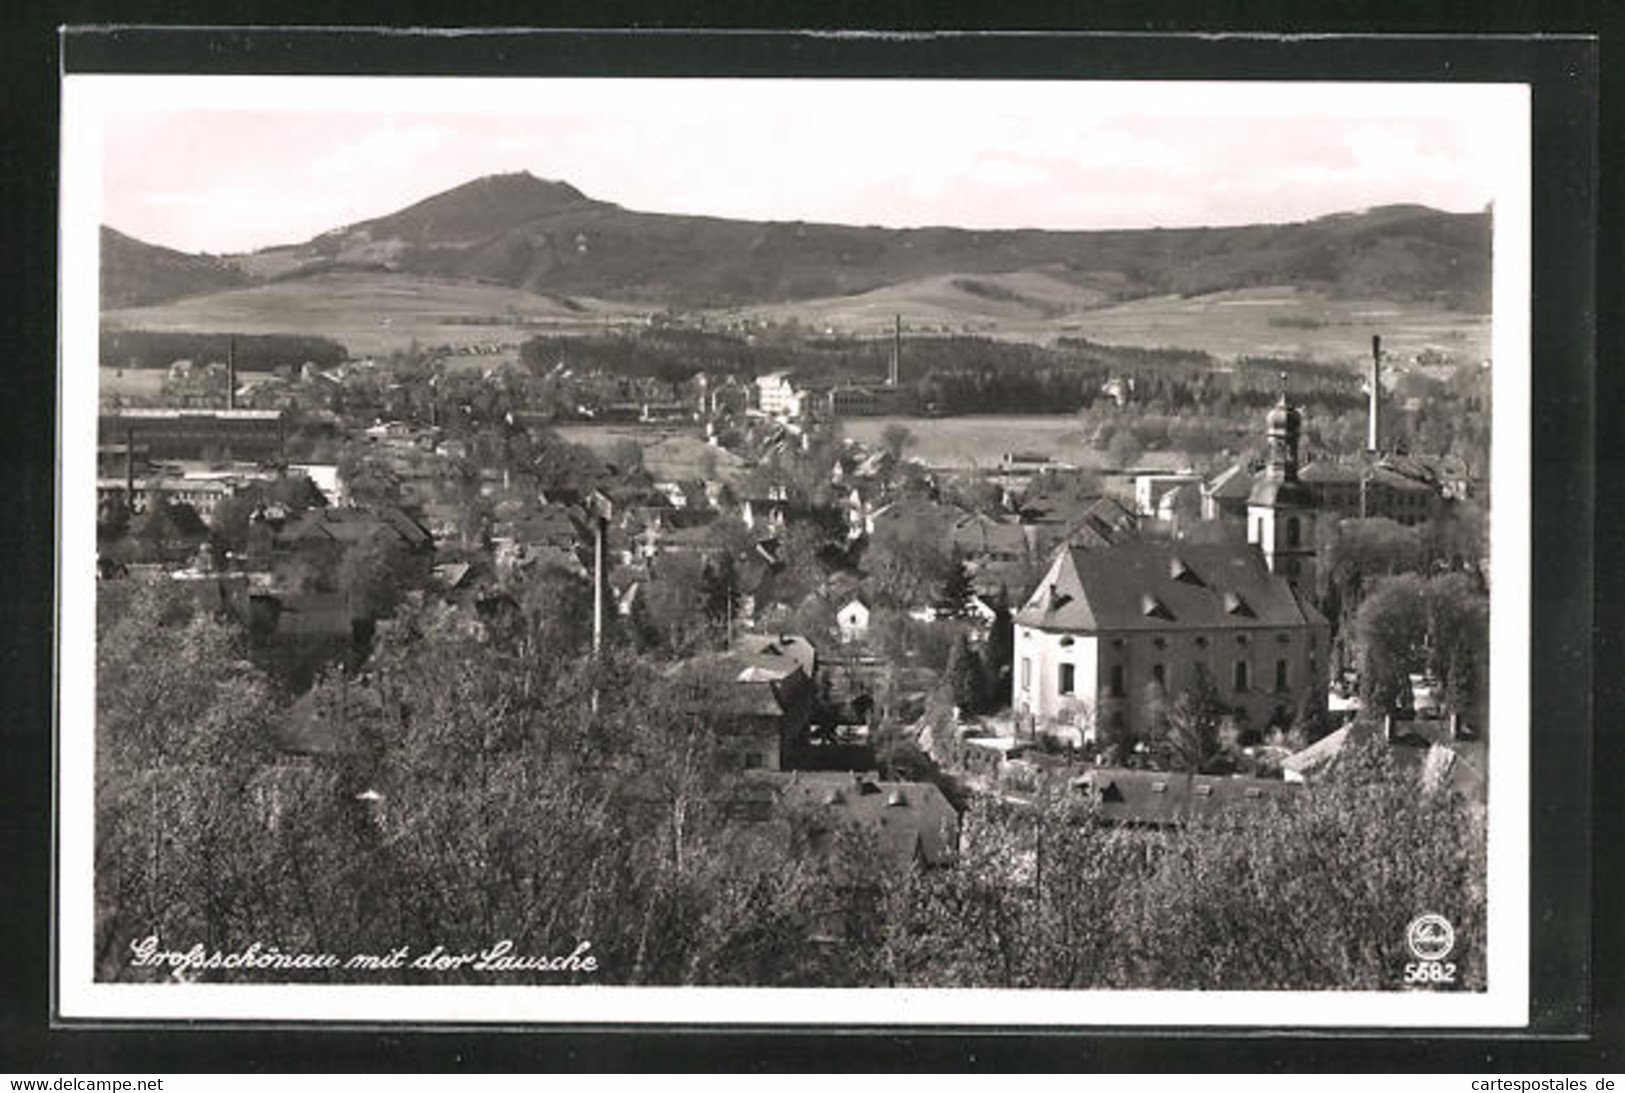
[1141,594,1173,620]
[1169,556,1203,585]
[1223,591,1254,617]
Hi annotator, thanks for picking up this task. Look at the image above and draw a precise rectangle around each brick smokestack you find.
[889,314,901,387]
[1368,334,1381,454]
[227,336,237,411]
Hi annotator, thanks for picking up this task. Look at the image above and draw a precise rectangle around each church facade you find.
[1012,544,1328,747]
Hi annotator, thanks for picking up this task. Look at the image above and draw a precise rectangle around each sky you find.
[91,78,1521,255]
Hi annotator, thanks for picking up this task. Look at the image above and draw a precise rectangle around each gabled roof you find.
[671,656,814,720]
[1299,461,1364,485]
[274,504,431,549]
[948,512,1029,557]
[1073,768,1298,826]
[1205,462,1256,501]
[736,632,817,677]
[744,770,959,868]
[1281,720,1486,802]
[1247,470,1313,508]
[1015,542,1325,632]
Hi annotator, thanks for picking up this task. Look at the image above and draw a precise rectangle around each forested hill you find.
[100,226,249,309]
[102,172,1492,312]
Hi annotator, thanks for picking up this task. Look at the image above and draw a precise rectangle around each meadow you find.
[103,270,649,358]
[553,424,749,485]
[841,414,1201,473]
[104,264,1489,374]
[731,283,1489,368]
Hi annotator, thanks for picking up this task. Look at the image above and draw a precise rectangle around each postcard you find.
[57,51,1537,1028]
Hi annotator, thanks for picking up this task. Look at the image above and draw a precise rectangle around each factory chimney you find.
[227,336,237,411]
[889,314,901,387]
[1367,334,1381,454]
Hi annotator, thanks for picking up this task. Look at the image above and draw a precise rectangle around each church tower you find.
[1247,390,1317,593]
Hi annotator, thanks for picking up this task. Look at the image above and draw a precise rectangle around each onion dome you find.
[1267,391,1301,434]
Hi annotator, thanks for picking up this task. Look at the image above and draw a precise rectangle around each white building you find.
[836,596,871,643]
[1012,541,1329,746]
[1246,393,1317,594]
[755,372,803,417]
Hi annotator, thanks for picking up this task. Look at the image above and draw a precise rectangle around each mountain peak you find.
[337,171,603,246]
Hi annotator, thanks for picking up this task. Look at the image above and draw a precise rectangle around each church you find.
[1012,393,1329,745]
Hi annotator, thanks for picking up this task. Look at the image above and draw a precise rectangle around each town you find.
[94,314,1491,991]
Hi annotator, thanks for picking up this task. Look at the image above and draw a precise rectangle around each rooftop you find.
[1015,542,1325,633]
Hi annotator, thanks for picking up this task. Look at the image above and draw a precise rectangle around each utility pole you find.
[890,314,901,387]
[587,489,614,716]
[1368,334,1382,455]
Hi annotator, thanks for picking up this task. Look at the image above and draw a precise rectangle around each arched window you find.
[1287,516,1301,547]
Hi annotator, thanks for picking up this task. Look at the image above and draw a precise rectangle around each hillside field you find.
[841,414,1205,473]
[103,270,650,358]
[733,284,1489,368]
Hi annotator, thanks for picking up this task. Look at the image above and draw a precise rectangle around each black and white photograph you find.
[55,62,1538,1028]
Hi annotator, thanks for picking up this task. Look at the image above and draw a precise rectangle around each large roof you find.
[1072,767,1298,827]
[741,770,960,868]
[1204,462,1256,501]
[1247,471,1313,508]
[736,633,817,677]
[1015,542,1325,633]
[948,512,1031,557]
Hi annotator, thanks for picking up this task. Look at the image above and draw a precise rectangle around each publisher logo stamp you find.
[1405,913,1456,962]
[1402,913,1458,986]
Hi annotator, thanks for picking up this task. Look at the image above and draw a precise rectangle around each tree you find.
[864,514,953,610]
[942,632,987,713]
[1352,573,1429,713]
[1106,428,1142,468]
[95,578,280,979]
[879,423,915,460]
[1162,670,1226,773]
[978,602,1015,706]
[699,553,741,640]
[339,529,428,620]
[935,555,976,618]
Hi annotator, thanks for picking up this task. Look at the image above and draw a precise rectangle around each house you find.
[947,511,1032,567]
[723,770,960,870]
[272,504,432,554]
[671,652,816,772]
[1298,460,1441,526]
[1012,542,1329,746]
[1069,767,1299,827]
[1133,473,1204,519]
[735,632,818,679]
[865,496,958,541]
[1281,717,1486,806]
[836,596,871,643]
[740,496,789,534]
[1202,462,1258,522]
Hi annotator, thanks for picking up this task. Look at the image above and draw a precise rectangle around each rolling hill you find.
[103,172,1493,315]
[100,226,249,308]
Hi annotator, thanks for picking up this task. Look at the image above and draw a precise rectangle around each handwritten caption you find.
[128,934,598,980]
